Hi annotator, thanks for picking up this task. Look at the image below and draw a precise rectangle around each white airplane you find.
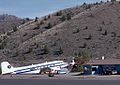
[1,60,75,75]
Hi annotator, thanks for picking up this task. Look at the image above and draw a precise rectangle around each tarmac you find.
[0,78,120,85]
[1,73,120,80]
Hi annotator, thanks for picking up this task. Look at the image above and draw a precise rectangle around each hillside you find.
[1,1,120,65]
[0,14,29,34]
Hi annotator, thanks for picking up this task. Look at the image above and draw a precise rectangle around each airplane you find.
[1,60,75,75]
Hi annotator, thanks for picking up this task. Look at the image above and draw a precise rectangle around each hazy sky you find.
[0,0,107,18]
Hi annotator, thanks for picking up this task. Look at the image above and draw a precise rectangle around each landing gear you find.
[48,72,54,77]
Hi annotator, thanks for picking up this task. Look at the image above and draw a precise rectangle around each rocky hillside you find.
[0,1,120,65]
[0,14,29,34]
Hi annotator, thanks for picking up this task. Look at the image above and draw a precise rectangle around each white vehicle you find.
[1,60,75,75]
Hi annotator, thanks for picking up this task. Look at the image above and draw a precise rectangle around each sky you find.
[0,0,107,18]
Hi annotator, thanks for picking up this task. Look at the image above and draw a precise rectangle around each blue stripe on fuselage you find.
[14,67,40,73]
[14,62,61,72]
[16,69,37,74]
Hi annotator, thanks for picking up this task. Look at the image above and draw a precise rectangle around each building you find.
[83,58,120,75]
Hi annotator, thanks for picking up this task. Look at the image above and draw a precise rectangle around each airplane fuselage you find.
[1,60,69,74]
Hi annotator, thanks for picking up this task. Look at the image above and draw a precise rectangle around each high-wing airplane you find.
[1,60,75,75]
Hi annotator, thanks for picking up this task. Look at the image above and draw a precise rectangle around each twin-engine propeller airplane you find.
[1,60,75,75]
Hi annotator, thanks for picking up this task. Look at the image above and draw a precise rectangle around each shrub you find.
[88,13,94,18]
[79,42,87,48]
[48,23,52,28]
[43,45,49,54]
[100,1,103,4]
[48,15,51,19]
[35,17,39,22]
[22,47,32,54]
[101,30,107,35]
[60,15,66,21]
[45,23,52,29]
[74,51,91,65]
[66,14,71,20]
[0,40,6,49]
[102,21,105,25]
[21,19,26,24]
[107,0,110,2]
[83,26,88,30]
[56,11,62,16]
[10,51,19,57]
[53,47,63,56]
[33,23,40,30]
[97,26,102,31]
[111,32,116,37]
[40,20,44,25]
[12,25,18,32]
[26,18,30,21]
[85,4,91,9]
[72,51,91,72]
[73,29,79,34]
[83,2,87,5]
[83,34,92,40]
[44,16,47,21]
[111,0,116,2]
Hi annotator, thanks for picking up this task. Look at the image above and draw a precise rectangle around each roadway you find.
[1,74,120,85]
[0,79,120,85]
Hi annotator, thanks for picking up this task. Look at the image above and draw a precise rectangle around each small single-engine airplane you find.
[1,60,75,75]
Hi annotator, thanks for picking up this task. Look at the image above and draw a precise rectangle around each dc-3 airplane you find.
[1,60,75,75]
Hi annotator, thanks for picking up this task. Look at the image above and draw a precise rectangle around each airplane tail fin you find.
[1,61,14,74]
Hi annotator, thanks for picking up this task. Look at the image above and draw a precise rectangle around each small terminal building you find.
[83,58,120,75]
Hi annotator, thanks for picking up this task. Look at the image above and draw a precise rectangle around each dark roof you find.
[85,59,120,65]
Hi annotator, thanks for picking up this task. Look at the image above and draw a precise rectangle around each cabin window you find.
[40,66,44,68]
[47,65,50,67]
[44,65,47,68]
[50,64,54,67]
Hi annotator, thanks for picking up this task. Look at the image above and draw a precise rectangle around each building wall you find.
[83,65,92,75]
[83,64,120,75]
[115,65,120,74]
